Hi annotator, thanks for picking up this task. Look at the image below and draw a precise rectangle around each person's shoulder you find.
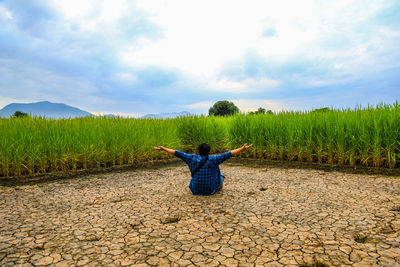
[212,151,232,158]
[186,152,198,159]
[210,151,229,158]
[175,150,194,156]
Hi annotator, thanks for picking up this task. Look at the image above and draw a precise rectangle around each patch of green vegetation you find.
[13,111,28,117]
[0,116,180,177]
[208,100,239,116]
[229,102,400,168]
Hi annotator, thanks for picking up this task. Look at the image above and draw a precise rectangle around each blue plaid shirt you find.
[174,150,232,195]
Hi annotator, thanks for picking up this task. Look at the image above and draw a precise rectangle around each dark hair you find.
[198,143,210,156]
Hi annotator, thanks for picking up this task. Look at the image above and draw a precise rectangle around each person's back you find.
[153,143,252,195]
[175,149,232,195]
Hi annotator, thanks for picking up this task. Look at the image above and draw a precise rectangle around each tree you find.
[248,107,273,115]
[312,107,330,113]
[208,100,239,116]
[13,111,28,117]
[256,107,266,114]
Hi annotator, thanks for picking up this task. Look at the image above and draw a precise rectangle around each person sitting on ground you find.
[153,143,253,195]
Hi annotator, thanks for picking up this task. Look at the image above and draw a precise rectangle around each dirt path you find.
[1,163,400,266]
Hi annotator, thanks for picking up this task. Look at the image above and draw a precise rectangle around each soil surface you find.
[1,162,400,266]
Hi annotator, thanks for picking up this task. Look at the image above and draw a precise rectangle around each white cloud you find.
[208,77,280,93]
[120,0,267,77]
[116,72,138,84]
[0,6,13,20]
[47,0,400,88]
[51,0,97,20]
[183,101,214,110]
[119,0,395,84]
[298,27,400,87]
[51,0,132,32]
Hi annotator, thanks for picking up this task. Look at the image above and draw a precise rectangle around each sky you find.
[0,0,399,116]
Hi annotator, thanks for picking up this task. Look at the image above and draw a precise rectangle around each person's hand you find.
[243,143,253,149]
[153,146,162,150]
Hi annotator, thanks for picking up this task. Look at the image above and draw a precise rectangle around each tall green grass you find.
[176,115,230,154]
[229,103,400,167]
[0,116,179,177]
[0,103,399,178]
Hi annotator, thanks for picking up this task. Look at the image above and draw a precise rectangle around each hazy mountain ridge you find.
[0,101,191,119]
[141,111,191,119]
[0,101,93,118]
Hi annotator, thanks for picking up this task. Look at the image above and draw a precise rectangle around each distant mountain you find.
[105,114,118,118]
[141,111,191,119]
[0,101,93,118]
[98,114,118,118]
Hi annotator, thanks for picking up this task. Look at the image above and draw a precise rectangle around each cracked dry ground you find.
[1,164,400,267]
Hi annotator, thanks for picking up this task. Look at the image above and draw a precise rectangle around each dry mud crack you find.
[1,164,400,266]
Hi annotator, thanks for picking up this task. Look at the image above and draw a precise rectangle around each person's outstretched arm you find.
[231,143,253,156]
[153,146,175,155]
[154,146,194,165]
